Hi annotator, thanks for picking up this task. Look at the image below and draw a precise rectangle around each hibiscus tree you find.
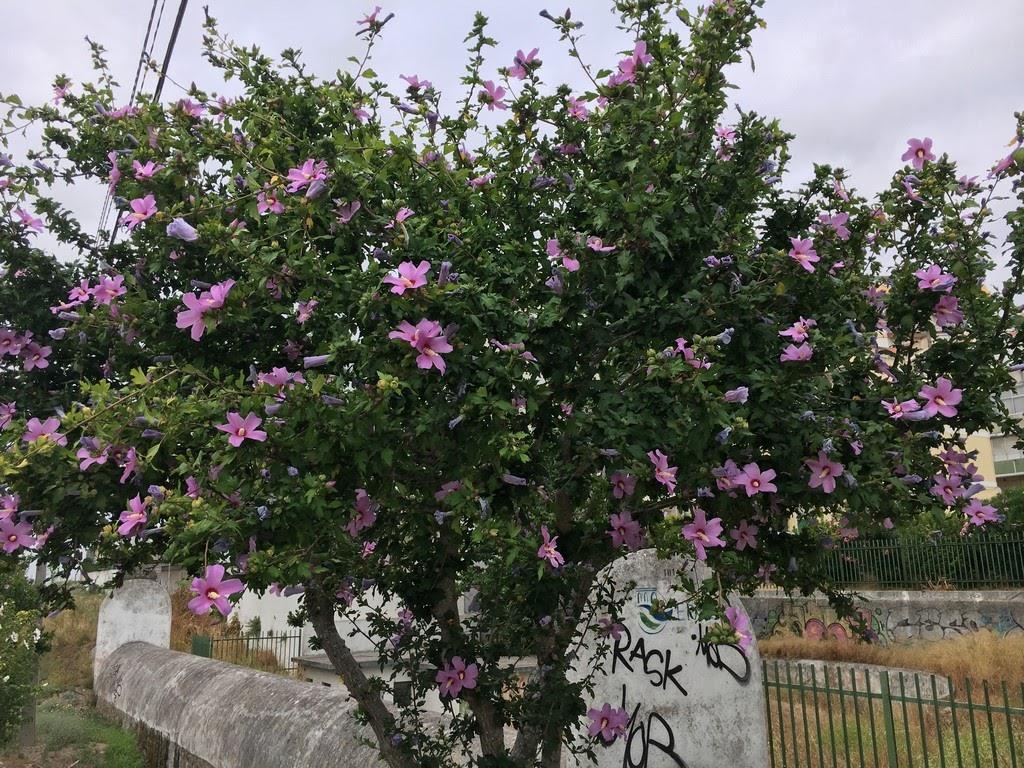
[1,2,1023,766]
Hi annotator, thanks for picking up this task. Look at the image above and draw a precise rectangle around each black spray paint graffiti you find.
[612,625,689,696]
[748,597,1024,644]
[692,624,751,684]
[608,621,753,765]
[618,683,688,768]
[610,626,690,766]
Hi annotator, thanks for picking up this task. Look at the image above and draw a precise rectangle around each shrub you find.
[0,0,1022,764]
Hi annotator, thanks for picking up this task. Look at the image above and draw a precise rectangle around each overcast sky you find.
[1,1,1021,267]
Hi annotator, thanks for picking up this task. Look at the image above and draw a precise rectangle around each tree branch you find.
[510,567,600,763]
[429,568,507,758]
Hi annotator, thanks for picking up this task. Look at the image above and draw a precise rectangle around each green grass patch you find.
[4,700,147,768]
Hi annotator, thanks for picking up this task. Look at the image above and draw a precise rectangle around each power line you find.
[153,0,189,103]
[98,0,185,246]
[128,0,160,105]
[98,0,162,242]
[138,0,168,98]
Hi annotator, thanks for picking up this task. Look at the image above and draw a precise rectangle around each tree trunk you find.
[17,560,45,747]
[540,730,562,768]
[512,566,602,765]
[427,570,508,759]
[304,584,417,768]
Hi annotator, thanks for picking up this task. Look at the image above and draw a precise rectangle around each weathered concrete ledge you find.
[96,642,386,768]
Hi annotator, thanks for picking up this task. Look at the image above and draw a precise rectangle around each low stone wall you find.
[744,589,1024,644]
[96,560,770,768]
[96,642,386,768]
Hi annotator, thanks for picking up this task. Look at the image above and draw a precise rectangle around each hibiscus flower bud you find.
[437,261,453,287]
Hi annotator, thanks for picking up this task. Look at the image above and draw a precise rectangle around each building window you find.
[992,434,1024,477]
[1001,391,1024,417]
[393,681,412,706]
[992,434,1024,462]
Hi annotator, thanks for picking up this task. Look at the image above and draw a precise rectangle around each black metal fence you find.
[824,532,1024,590]
[765,660,1024,767]
[190,632,302,672]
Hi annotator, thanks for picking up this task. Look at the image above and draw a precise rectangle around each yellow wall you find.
[964,430,1000,499]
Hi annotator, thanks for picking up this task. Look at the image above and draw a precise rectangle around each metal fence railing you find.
[824,532,1024,590]
[764,660,1024,767]
[191,632,302,672]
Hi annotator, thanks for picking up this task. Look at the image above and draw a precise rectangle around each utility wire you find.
[137,0,168,98]
[128,0,160,105]
[97,0,161,242]
[98,0,185,246]
[153,0,189,103]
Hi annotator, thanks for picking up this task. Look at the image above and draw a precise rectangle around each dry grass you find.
[168,585,238,652]
[767,690,1024,768]
[760,630,1024,691]
[39,590,104,691]
[167,586,285,672]
[38,582,237,690]
[37,583,278,691]
[206,643,282,673]
[763,633,1024,767]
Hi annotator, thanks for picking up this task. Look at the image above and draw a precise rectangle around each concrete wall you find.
[94,580,171,683]
[745,589,1024,644]
[232,589,380,653]
[96,642,387,768]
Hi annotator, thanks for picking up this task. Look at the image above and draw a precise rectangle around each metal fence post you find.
[880,671,900,767]
[191,634,212,658]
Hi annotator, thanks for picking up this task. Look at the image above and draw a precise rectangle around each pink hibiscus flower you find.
[901,137,935,170]
[285,158,328,193]
[587,703,629,744]
[383,261,431,294]
[729,520,759,551]
[608,510,643,551]
[120,194,157,230]
[647,449,677,494]
[22,416,67,446]
[918,377,962,418]
[734,462,777,496]
[216,411,268,447]
[388,318,453,374]
[805,452,844,493]
[1,518,35,553]
[609,471,636,499]
[187,564,245,616]
[436,656,479,698]
[537,525,565,568]
[117,494,149,536]
[682,507,726,561]
[780,343,813,362]
[788,237,819,272]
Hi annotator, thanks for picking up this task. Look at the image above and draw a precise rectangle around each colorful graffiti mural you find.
[744,591,1024,644]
